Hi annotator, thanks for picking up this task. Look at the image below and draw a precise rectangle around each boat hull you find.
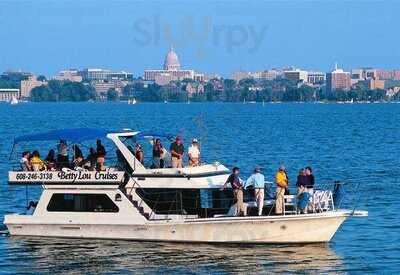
[5,212,348,244]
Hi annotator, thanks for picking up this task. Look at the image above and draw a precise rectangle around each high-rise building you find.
[1,70,32,82]
[231,71,251,82]
[351,68,380,85]
[232,69,280,82]
[80,68,133,81]
[326,64,351,93]
[251,70,279,81]
[284,69,308,83]
[307,72,325,85]
[376,69,400,80]
[20,76,47,98]
[351,69,364,85]
[393,70,400,80]
[364,69,377,79]
[376,69,393,80]
[144,47,202,85]
[52,70,82,82]
[368,78,385,90]
[92,80,128,95]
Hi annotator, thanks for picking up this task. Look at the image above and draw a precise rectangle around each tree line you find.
[121,78,396,102]
[30,80,96,101]
[2,77,398,102]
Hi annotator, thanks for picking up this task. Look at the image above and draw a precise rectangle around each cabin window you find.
[115,193,122,202]
[47,194,119,212]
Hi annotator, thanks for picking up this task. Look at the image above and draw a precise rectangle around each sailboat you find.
[10,96,18,105]
[128,98,137,105]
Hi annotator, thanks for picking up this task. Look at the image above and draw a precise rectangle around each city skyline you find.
[3,46,399,81]
[1,1,400,77]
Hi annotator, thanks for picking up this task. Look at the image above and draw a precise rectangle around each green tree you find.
[223,79,236,90]
[0,79,14,88]
[31,85,54,101]
[107,88,119,101]
[30,80,96,101]
[37,75,47,82]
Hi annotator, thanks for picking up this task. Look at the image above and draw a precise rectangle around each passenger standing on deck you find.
[72,145,84,168]
[170,136,184,168]
[188,138,200,167]
[152,138,164,168]
[57,140,69,169]
[245,166,265,216]
[305,166,315,195]
[20,151,32,171]
[221,167,246,216]
[31,150,46,171]
[45,149,56,171]
[296,168,308,195]
[135,143,144,165]
[96,139,106,170]
[275,165,288,215]
[84,147,97,170]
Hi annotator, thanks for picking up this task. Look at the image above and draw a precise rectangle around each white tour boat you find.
[5,128,367,243]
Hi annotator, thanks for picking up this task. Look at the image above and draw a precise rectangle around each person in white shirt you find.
[20,151,31,171]
[188,138,201,167]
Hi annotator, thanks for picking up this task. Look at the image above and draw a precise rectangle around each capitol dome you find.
[163,46,181,71]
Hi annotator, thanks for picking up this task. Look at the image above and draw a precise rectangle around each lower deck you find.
[4,183,367,243]
[135,188,279,218]
[4,210,353,243]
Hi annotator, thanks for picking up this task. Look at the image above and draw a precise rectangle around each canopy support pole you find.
[9,143,16,161]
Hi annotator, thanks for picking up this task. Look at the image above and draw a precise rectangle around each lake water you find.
[0,102,399,273]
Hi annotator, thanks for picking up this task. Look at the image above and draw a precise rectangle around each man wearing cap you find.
[275,165,288,215]
[170,136,185,168]
[188,138,201,167]
[245,166,265,216]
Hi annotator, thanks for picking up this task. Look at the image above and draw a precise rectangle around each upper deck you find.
[8,128,230,189]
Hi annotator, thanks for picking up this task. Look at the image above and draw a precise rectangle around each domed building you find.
[144,46,204,85]
[163,47,181,71]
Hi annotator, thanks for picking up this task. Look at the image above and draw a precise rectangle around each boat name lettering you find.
[57,171,119,181]
[94,172,119,180]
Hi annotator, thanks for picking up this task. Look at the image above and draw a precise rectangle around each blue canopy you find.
[131,131,175,142]
[14,128,112,144]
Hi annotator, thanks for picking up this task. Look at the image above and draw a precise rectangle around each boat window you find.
[47,193,119,212]
[115,193,122,202]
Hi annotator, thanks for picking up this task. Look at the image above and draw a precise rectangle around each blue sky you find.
[0,0,399,77]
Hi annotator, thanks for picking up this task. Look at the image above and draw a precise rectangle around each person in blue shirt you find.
[245,166,265,216]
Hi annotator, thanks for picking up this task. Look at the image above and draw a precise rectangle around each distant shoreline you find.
[7,100,400,104]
